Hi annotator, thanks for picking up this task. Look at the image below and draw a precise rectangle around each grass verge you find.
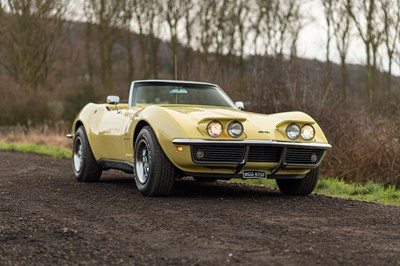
[316,178,400,206]
[0,142,71,159]
[0,142,399,206]
[236,178,400,206]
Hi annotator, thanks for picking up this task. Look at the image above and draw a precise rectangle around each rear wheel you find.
[276,167,319,196]
[134,126,175,196]
[72,126,102,182]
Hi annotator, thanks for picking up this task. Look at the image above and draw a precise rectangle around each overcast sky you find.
[298,0,400,76]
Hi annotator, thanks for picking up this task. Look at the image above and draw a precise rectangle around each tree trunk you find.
[100,36,112,93]
[127,32,134,82]
[387,54,392,96]
[85,22,93,82]
[340,54,347,101]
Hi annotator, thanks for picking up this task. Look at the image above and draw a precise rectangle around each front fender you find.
[129,106,204,169]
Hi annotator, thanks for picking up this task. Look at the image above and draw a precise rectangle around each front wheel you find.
[72,126,102,182]
[276,167,319,196]
[134,126,175,196]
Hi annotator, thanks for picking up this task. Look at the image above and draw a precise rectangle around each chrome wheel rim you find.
[73,137,83,172]
[136,140,150,184]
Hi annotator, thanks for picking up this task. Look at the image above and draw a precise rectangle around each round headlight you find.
[286,123,300,140]
[207,121,223,138]
[228,121,243,138]
[301,124,315,140]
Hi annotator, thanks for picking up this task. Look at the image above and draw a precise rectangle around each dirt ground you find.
[0,151,399,265]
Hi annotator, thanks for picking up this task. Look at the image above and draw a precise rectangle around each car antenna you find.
[174,53,178,80]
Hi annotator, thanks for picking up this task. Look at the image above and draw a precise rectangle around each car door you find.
[94,107,133,161]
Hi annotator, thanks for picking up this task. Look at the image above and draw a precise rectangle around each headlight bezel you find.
[207,120,223,138]
[286,123,301,140]
[227,121,244,138]
[301,124,315,141]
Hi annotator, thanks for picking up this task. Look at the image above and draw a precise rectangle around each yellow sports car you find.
[68,80,331,196]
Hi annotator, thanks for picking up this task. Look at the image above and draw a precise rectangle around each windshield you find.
[132,82,236,108]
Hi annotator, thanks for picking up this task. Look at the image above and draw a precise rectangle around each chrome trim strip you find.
[172,139,332,150]
[132,79,217,87]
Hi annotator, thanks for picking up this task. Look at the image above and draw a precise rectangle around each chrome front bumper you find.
[172,138,332,174]
[172,139,332,149]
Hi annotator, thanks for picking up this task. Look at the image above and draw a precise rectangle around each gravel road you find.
[0,151,399,265]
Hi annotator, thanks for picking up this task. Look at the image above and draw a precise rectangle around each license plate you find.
[243,171,267,179]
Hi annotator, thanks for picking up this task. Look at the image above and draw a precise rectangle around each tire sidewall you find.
[134,128,155,193]
[276,167,320,196]
[72,134,83,176]
[72,127,91,181]
[72,127,98,182]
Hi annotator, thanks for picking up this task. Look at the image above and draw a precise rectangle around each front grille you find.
[248,146,281,162]
[191,145,245,163]
[190,145,325,165]
[285,148,324,165]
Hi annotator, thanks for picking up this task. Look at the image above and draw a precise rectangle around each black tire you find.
[276,167,320,196]
[72,126,102,182]
[134,126,175,196]
[193,177,217,182]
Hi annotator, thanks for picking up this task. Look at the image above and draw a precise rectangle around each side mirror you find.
[235,101,244,110]
[107,95,121,113]
[107,95,120,104]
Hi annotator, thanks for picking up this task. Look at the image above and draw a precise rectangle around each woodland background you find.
[1,0,400,187]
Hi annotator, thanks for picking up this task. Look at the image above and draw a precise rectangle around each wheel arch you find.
[74,120,84,132]
[71,118,97,159]
[131,119,184,175]
[133,120,151,147]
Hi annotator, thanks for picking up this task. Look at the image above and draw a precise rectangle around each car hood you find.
[158,105,319,141]
[162,105,313,126]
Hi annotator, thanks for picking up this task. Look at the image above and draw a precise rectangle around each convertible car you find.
[68,80,331,196]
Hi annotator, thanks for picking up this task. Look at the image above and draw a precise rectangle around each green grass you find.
[235,177,400,206]
[316,178,400,206]
[1,142,399,206]
[0,142,71,159]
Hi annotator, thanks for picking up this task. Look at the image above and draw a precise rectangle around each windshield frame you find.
[129,81,236,108]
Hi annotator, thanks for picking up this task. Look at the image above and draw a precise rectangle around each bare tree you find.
[214,0,233,69]
[287,3,303,60]
[182,0,196,78]
[255,0,302,59]
[322,0,334,85]
[0,0,67,91]
[121,1,135,82]
[381,0,400,95]
[131,0,162,78]
[329,0,352,101]
[196,0,219,70]
[83,7,94,82]
[85,0,125,93]
[147,1,162,78]
[255,0,278,57]
[131,0,149,77]
[234,0,253,77]
[163,0,185,79]
[348,0,384,102]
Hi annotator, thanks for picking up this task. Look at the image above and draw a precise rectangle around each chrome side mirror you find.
[107,95,120,104]
[107,95,120,113]
[235,101,244,110]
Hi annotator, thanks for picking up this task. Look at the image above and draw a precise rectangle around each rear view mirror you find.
[107,95,120,105]
[235,101,244,110]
